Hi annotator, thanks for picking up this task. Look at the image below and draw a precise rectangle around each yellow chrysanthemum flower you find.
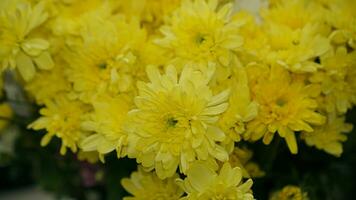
[301,114,352,157]
[115,0,182,32]
[320,0,356,49]
[0,103,13,132]
[25,63,71,104]
[177,162,254,200]
[219,67,258,151]
[245,64,326,154]
[80,94,131,159]
[155,0,243,67]
[310,47,356,114]
[47,0,111,37]
[228,147,265,178]
[258,0,330,72]
[66,18,153,102]
[121,167,184,200]
[0,0,54,81]
[29,95,90,155]
[270,185,309,200]
[127,65,229,178]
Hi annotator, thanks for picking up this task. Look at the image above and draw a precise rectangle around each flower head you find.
[270,185,309,200]
[177,162,254,200]
[80,94,132,159]
[245,64,326,154]
[29,95,90,155]
[66,18,154,102]
[228,147,265,178]
[301,114,352,157]
[0,0,53,81]
[155,0,243,67]
[127,65,229,178]
[121,167,184,200]
[218,67,258,151]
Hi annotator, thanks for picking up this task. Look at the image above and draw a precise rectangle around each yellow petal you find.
[16,52,36,81]
[34,51,54,70]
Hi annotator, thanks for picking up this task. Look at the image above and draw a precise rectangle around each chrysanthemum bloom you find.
[121,167,184,200]
[25,64,71,105]
[258,0,330,72]
[245,64,326,154]
[0,103,13,131]
[218,67,258,151]
[127,65,229,178]
[320,0,356,49]
[0,0,54,81]
[309,46,356,114]
[80,95,131,160]
[115,0,182,32]
[155,0,243,68]
[66,18,154,102]
[270,185,309,200]
[177,162,254,200]
[301,114,352,157]
[48,0,112,37]
[29,95,90,155]
[228,147,265,178]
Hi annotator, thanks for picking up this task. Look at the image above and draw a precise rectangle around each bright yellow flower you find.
[25,63,71,104]
[177,162,254,200]
[0,103,13,131]
[0,0,54,81]
[262,0,323,30]
[320,0,356,49]
[301,114,352,157]
[310,47,356,114]
[259,0,330,72]
[66,18,152,102]
[47,0,111,36]
[219,67,258,151]
[228,147,265,178]
[121,167,184,200]
[115,0,181,32]
[270,185,309,200]
[80,94,131,159]
[155,0,243,67]
[29,95,90,155]
[127,65,229,178]
[245,64,326,154]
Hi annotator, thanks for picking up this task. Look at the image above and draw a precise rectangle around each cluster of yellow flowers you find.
[0,0,355,199]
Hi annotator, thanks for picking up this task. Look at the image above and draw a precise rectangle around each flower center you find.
[276,98,287,107]
[166,117,178,128]
[97,62,107,69]
[196,34,207,44]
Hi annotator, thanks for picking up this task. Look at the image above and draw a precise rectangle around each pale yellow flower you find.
[301,114,352,157]
[29,95,90,155]
[270,185,309,200]
[228,147,265,178]
[177,162,254,200]
[245,64,326,154]
[127,65,229,178]
[121,167,184,200]
[155,0,243,67]
[0,0,54,81]
[219,67,258,151]
[80,94,132,159]
[310,46,356,114]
